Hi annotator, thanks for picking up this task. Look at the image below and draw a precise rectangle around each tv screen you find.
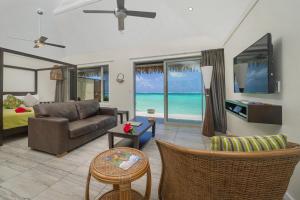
[234,33,274,93]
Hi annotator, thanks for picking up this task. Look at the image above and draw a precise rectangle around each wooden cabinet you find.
[225,100,282,125]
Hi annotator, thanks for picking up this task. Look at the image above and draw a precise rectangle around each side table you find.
[85,147,151,200]
[118,110,129,124]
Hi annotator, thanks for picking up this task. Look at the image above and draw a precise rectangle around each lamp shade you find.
[201,66,213,89]
[50,66,64,80]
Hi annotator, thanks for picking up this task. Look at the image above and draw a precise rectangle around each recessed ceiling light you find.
[188,7,193,11]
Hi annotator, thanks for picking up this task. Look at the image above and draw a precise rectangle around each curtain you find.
[55,68,69,102]
[201,49,227,133]
[77,78,86,101]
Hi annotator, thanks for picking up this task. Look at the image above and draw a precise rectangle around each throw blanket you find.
[3,108,35,129]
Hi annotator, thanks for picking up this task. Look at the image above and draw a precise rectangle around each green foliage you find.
[103,96,109,101]
[3,95,23,109]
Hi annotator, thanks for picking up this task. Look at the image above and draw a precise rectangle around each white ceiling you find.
[0,0,255,59]
[0,0,64,59]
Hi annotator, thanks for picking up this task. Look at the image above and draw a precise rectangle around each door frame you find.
[133,60,164,119]
[133,56,203,127]
[77,65,109,102]
[163,57,203,126]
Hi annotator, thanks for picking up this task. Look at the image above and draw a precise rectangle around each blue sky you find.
[136,71,203,93]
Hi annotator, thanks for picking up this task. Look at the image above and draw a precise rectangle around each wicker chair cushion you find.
[211,134,287,152]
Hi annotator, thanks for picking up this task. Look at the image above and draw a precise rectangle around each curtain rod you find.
[77,60,114,66]
[129,51,202,61]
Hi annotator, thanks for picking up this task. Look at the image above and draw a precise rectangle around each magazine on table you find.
[127,121,142,127]
[106,151,140,170]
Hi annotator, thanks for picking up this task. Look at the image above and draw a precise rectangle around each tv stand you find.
[225,100,282,125]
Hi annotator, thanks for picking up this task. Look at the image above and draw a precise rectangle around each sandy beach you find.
[136,111,203,121]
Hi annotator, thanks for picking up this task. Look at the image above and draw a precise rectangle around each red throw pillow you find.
[15,107,27,113]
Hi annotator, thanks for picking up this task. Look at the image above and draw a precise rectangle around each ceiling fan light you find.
[39,43,45,47]
[35,41,45,47]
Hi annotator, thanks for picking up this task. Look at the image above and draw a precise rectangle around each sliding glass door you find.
[135,63,164,120]
[134,58,204,124]
[164,58,204,124]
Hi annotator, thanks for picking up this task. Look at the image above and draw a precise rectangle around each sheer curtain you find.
[201,49,227,133]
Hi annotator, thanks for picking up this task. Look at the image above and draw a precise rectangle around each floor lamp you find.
[201,66,215,137]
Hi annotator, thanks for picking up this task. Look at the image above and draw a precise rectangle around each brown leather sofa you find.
[28,100,117,156]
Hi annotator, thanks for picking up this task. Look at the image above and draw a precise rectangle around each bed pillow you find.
[23,93,39,107]
[32,94,40,101]
[211,134,287,152]
[3,95,23,109]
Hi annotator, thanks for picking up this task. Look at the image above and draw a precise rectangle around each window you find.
[77,65,109,102]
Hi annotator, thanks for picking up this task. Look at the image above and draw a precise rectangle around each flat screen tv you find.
[234,33,274,93]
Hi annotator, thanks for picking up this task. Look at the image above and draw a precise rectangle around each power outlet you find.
[277,81,281,93]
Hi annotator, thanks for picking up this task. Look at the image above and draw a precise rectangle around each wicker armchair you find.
[156,140,300,200]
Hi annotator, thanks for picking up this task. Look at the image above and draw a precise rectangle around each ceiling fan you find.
[9,9,66,49]
[83,0,157,31]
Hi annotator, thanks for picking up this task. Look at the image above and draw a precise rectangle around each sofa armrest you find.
[28,117,69,155]
[99,107,118,126]
[99,107,118,117]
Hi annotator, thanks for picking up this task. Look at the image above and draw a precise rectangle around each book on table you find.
[106,151,140,170]
[127,121,142,127]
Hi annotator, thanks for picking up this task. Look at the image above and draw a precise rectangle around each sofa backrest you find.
[33,102,79,122]
[75,100,100,119]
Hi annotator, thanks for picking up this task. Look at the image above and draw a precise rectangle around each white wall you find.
[4,52,58,69]
[37,70,56,102]
[64,45,209,117]
[224,0,300,199]
[3,68,35,92]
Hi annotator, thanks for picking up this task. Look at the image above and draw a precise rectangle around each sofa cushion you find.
[34,102,79,122]
[84,115,116,129]
[69,119,97,138]
[75,100,100,119]
[211,134,287,152]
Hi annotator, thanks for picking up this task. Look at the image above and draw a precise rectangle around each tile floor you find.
[0,123,210,200]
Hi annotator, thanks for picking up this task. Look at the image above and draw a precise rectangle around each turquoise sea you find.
[136,93,205,115]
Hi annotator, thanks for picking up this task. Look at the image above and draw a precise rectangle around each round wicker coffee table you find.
[85,147,151,200]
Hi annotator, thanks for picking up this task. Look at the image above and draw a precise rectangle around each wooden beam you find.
[0,47,75,66]
[35,70,38,94]
[36,65,76,71]
[4,65,36,71]
[0,49,3,145]
[2,92,37,96]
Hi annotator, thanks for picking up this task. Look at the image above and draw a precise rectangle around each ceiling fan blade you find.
[117,0,125,9]
[118,17,124,31]
[8,36,33,42]
[83,10,114,14]
[126,10,156,18]
[44,42,66,48]
[39,36,48,42]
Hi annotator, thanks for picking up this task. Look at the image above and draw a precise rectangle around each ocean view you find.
[135,65,204,122]
[136,93,205,116]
